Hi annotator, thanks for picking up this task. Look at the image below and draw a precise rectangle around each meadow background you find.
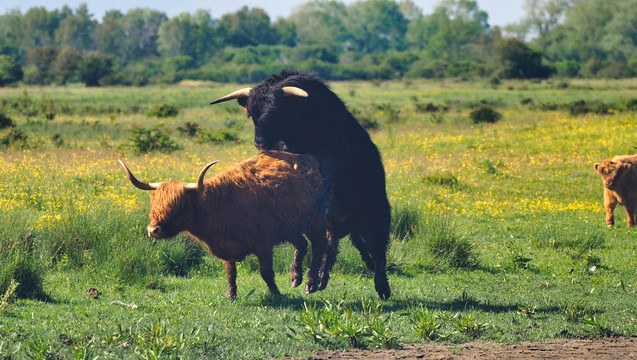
[0,77,637,358]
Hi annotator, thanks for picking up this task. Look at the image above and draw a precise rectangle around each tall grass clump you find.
[0,213,46,300]
[391,205,421,241]
[425,216,478,270]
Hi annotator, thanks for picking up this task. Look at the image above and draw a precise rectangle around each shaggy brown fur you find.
[594,154,637,227]
[127,151,329,298]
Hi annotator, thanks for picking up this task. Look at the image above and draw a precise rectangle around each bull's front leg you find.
[255,248,281,296]
[223,260,238,299]
[604,189,617,227]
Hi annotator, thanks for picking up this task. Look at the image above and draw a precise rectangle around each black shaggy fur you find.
[237,70,391,299]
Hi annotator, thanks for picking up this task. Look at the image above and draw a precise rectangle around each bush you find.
[0,55,23,86]
[147,103,179,118]
[197,126,239,144]
[0,113,16,129]
[0,127,28,148]
[127,124,181,154]
[469,106,502,124]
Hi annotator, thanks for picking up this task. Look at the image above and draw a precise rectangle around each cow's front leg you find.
[223,260,238,299]
[288,235,308,289]
[625,204,637,227]
[604,189,617,227]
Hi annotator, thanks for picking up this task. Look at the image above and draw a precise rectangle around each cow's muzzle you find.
[148,225,165,238]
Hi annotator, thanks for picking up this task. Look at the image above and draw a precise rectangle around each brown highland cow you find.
[120,151,329,298]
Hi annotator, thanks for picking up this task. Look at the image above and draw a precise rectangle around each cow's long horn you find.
[118,160,162,191]
[184,161,219,191]
[209,88,252,105]
[282,86,308,98]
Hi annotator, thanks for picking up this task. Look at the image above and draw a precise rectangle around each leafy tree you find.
[344,0,409,53]
[23,7,61,48]
[26,46,57,84]
[0,55,22,85]
[408,0,489,60]
[273,18,297,47]
[52,46,80,84]
[54,4,96,52]
[94,11,126,64]
[495,38,552,78]
[217,6,279,47]
[119,8,167,64]
[289,0,348,52]
[78,51,113,86]
[158,10,218,62]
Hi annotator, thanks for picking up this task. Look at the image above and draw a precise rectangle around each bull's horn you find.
[209,88,251,105]
[184,161,219,191]
[282,86,308,98]
[118,160,162,191]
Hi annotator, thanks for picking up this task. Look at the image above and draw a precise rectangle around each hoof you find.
[375,281,391,300]
[291,278,302,289]
[305,282,318,294]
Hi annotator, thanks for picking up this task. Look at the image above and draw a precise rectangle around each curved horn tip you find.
[282,86,309,98]
[209,88,252,105]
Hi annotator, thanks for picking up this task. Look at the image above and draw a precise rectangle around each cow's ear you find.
[237,97,247,108]
[622,163,632,172]
[594,163,600,172]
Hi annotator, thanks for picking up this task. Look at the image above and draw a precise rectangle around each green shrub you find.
[127,124,181,154]
[469,106,502,124]
[0,127,28,148]
[197,126,239,144]
[147,103,179,118]
[177,122,200,137]
[0,113,15,129]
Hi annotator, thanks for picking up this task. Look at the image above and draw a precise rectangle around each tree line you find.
[0,0,635,86]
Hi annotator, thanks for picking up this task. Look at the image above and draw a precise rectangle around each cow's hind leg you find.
[289,235,307,288]
[223,260,238,299]
[255,248,281,296]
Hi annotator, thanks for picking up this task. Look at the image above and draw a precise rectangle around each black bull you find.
[211,70,391,299]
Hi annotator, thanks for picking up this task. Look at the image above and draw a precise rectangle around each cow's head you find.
[594,160,631,190]
[119,160,218,238]
[210,71,309,151]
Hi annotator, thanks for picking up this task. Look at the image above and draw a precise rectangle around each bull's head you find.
[119,160,218,238]
[594,160,631,190]
[210,85,308,150]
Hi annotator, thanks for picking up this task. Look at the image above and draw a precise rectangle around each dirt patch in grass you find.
[299,336,637,359]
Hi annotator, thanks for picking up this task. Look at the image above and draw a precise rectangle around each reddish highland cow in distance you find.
[595,154,637,227]
[120,150,329,298]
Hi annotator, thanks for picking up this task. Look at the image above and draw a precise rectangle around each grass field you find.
[1,78,637,359]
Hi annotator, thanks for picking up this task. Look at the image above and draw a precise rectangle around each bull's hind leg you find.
[305,221,329,294]
[359,218,391,300]
[255,248,281,296]
[288,235,308,288]
[625,204,637,227]
[318,235,339,291]
[350,233,375,270]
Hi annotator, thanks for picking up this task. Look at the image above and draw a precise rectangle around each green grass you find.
[1,78,637,358]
